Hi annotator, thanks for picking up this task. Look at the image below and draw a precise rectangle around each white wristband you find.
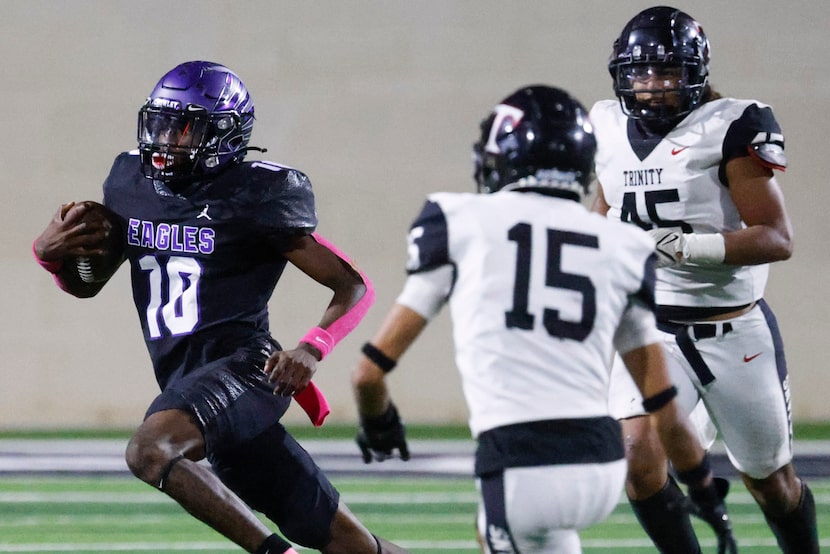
[682,233,725,265]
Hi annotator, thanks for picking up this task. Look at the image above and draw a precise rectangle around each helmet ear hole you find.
[227,135,245,150]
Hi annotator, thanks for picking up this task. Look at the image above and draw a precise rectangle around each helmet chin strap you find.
[239,145,268,155]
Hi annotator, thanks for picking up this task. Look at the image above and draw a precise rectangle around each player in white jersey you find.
[351,85,735,553]
[591,7,818,554]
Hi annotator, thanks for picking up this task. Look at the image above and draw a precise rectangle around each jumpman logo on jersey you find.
[197,204,212,220]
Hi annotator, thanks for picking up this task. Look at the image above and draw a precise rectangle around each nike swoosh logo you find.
[743,352,762,363]
[671,146,689,155]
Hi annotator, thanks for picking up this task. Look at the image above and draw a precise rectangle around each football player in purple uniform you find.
[591,7,818,553]
[351,85,735,553]
[33,61,408,554]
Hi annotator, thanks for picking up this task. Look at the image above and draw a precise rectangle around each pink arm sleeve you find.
[33,239,77,295]
[294,233,375,427]
[310,232,376,342]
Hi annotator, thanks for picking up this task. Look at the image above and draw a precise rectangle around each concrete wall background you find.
[4,1,828,429]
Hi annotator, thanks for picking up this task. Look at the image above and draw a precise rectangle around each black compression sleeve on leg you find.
[764,481,819,554]
[676,452,711,486]
[157,454,185,491]
[254,534,293,554]
[629,476,702,554]
[210,423,339,549]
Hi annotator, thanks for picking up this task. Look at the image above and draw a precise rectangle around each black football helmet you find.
[137,61,257,184]
[608,6,710,123]
[473,85,596,199]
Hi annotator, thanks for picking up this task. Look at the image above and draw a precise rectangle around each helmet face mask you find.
[137,61,255,184]
[614,62,698,121]
[138,106,208,181]
[473,85,596,199]
[608,6,709,124]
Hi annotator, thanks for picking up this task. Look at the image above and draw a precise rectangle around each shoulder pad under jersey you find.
[103,151,143,207]
[232,161,319,232]
[724,103,787,171]
[406,198,450,274]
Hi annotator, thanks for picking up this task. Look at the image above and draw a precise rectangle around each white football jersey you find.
[404,190,657,437]
[590,97,785,309]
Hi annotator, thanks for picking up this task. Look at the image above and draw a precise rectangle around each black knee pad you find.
[209,423,339,549]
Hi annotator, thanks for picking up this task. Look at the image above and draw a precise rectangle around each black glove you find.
[356,402,410,463]
[686,477,738,554]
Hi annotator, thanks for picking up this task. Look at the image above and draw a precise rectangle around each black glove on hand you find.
[356,402,410,464]
[687,477,738,554]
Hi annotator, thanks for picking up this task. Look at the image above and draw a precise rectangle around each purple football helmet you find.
[137,61,255,183]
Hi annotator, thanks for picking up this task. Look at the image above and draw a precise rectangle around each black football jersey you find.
[103,152,317,389]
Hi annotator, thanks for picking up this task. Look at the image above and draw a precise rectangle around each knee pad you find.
[209,423,339,548]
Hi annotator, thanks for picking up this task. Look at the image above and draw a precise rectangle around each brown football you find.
[62,201,126,283]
